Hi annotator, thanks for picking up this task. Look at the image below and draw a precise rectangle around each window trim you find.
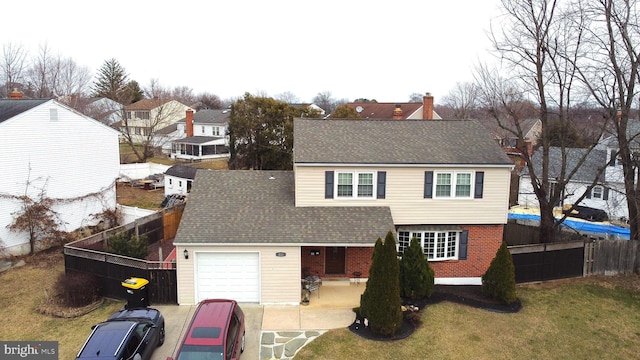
[334,171,376,199]
[433,171,474,199]
[397,230,460,261]
[592,185,604,199]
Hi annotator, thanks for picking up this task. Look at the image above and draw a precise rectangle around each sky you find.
[4,0,504,104]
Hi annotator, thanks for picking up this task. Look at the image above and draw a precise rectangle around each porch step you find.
[322,277,352,286]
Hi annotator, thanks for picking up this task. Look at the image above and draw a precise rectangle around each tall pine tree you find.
[360,230,402,336]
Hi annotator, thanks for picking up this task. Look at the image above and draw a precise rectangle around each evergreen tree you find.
[91,58,133,104]
[359,231,403,336]
[400,236,435,299]
[482,242,517,304]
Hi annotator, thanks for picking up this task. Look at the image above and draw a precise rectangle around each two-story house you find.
[118,98,190,145]
[172,118,513,305]
[0,96,120,256]
[169,109,230,160]
[518,140,634,224]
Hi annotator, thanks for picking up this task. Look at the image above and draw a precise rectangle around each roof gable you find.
[293,118,513,165]
[524,146,607,182]
[0,99,50,123]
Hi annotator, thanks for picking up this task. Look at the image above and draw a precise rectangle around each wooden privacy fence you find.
[64,246,177,304]
[584,240,639,276]
[63,205,184,304]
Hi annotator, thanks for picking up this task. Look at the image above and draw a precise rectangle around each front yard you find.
[296,276,640,359]
[2,249,640,359]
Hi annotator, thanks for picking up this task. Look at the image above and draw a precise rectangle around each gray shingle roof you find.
[0,99,49,123]
[174,170,395,245]
[293,118,513,165]
[523,147,607,182]
[177,109,230,125]
[173,135,224,145]
[165,165,198,179]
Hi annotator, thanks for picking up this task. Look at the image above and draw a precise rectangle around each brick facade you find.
[301,224,503,281]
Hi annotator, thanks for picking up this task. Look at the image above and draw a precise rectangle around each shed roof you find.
[174,170,395,245]
[0,99,49,123]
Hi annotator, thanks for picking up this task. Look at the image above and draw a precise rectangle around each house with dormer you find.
[172,118,513,305]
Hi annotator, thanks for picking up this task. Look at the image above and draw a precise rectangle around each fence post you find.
[583,241,594,276]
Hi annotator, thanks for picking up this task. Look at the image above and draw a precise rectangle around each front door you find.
[325,247,346,274]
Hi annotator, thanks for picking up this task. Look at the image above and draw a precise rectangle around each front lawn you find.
[295,276,640,359]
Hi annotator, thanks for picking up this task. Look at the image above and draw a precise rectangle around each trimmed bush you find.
[55,272,101,307]
[106,232,148,259]
[400,236,435,299]
[360,231,403,336]
[481,242,517,304]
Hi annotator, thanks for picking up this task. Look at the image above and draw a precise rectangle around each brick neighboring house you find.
[172,118,513,305]
[341,92,442,120]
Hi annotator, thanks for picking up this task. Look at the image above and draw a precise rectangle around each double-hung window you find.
[397,230,460,261]
[435,171,473,198]
[592,185,603,199]
[336,171,374,198]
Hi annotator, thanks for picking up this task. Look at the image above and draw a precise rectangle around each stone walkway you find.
[260,330,326,360]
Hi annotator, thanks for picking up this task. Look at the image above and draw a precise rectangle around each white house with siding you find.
[0,97,120,255]
[172,118,513,305]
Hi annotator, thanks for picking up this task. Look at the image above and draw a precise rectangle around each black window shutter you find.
[609,150,616,166]
[459,230,469,260]
[325,171,334,199]
[474,171,484,199]
[377,171,386,199]
[603,188,609,200]
[586,188,591,199]
[424,171,433,198]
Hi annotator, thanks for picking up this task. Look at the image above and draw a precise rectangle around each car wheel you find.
[240,331,245,353]
[159,323,165,347]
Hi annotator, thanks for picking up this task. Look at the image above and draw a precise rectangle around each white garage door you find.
[196,252,260,303]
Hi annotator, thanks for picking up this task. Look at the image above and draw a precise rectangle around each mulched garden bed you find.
[349,285,522,341]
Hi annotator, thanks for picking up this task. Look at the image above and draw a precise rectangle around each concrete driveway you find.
[151,303,263,360]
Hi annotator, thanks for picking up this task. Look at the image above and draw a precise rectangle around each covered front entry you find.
[325,246,346,274]
[196,252,260,303]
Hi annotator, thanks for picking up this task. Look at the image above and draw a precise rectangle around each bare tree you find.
[0,42,27,97]
[54,57,92,106]
[25,43,57,98]
[275,91,300,104]
[312,91,339,114]
[441,82,481,119]
[482,0,608,243]
[572,0,640,240]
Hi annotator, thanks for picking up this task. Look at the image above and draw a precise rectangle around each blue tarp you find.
[508,212,630,238]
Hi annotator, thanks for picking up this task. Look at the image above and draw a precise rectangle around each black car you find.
[76,307,165,360]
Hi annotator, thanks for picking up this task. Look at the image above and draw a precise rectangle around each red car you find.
[168,299,245,360]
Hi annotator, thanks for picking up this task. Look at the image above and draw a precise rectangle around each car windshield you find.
[176,345,224,360]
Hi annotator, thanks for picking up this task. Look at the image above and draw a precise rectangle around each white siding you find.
[164,175,191,196]
[176,245,300,305]
[294,165,511,225]
[0,100,120,254]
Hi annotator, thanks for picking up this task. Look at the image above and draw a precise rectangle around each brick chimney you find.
[393,104,403,120]
[423,92,434,120]
[186,109,194,137]
[9,88,23,99]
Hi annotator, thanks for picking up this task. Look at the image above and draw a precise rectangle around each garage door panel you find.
[196,252,260,303]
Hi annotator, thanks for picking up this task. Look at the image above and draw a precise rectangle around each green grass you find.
[295,279,640,359]
[4,250,640,360]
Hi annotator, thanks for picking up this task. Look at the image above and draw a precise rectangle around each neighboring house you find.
[517,146,629,221]
[172,118,513,305]
[340,93,442,120]
[117,98,190,145]
[289,103,326,117]
[164,165,198,196]
[0,96,120,256]
[170,109,230,160]
[479,118,542,163]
